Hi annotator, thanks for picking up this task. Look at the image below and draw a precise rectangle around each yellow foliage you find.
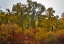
[35,27,47,32]
[1,23,22,38]
[24,29,34,37]
[35,21,38,26]
[34,27,46,41]
[56,29,64,36]
[45,31,57,44]
[15,27,22,34]
[45,31,56,37]
[1,31,10,38]
[45,31,57,40]
[34,31,45,41]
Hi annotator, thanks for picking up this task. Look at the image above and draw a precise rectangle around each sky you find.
[0,0,64,18]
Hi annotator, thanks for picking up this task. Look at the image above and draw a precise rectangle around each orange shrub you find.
[24,29,34,38]
[45,31,57,44]
[56,29,64,36]
[1,23,22,39]
[33,27,46,41]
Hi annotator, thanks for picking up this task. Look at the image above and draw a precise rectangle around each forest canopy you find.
[0,0,64,44]
[0,0,64,30]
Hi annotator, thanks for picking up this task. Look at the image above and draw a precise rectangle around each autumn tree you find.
[45,7,59,31]
[27,0,45,28]
[0,9,8,25]
[57,12,64,29]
